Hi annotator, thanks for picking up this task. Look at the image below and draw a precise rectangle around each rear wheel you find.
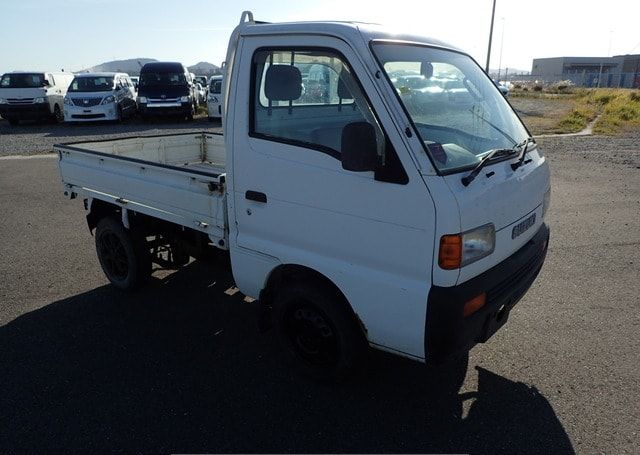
[53,104,63,123]
[273,281,368,381]
[95,217,151,291]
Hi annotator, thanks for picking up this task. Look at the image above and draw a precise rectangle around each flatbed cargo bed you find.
[56,132,228,247]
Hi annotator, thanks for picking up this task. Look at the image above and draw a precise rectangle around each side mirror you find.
[43,80,50,86]
[341,122,379,172]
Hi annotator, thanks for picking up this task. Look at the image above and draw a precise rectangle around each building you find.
[530,54,640,88]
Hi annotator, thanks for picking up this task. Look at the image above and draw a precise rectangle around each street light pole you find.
[498,17,505,81]
[485,0,497,74]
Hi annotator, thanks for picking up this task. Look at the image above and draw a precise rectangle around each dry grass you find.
[510,88,640,135]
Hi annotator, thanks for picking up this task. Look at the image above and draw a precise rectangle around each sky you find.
[1,0,639,75]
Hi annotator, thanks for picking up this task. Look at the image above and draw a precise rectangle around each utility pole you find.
[497,17,505,81]
[485,0,497,74]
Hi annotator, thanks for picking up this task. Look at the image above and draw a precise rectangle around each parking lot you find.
[0,118,639,453]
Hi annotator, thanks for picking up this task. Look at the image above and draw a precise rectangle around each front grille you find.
[487,243,545,306]
[72,97,102,107]
[148,98,180,103]
[71,114,106,119]
[8,98,34,105]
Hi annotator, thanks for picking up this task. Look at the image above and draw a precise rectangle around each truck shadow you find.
[0,261,574,454]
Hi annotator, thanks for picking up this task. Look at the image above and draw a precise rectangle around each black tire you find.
[8,118,19,126]
[273,281,368,381]
[53,104,63,123]
[116,106,123,123]
[208,117,214,123]
[95,217,151,291]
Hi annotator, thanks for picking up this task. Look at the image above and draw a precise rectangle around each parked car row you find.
[0,62,223,125]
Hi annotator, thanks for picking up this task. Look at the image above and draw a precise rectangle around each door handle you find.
[245,190,267,203]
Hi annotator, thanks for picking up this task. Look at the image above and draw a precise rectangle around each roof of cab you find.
[140,62,186,71]
[237,19,460,53]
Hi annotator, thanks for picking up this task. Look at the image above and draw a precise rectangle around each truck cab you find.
[57,12,550,379]
[0,71,74,125]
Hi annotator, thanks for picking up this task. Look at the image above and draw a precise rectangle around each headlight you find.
[439,224,495,269]
[0,98,7,104]
[33,97,45,104]
[542,187,551,220]
[64,97,73,106]
[137,96,147,104]
[180,96,190,103]
[101,95,115,105]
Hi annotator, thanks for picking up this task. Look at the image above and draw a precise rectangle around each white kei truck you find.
[57,12,551,379]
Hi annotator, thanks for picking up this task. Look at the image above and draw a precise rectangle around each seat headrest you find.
[265,65,302,102]
[337,70,352,99]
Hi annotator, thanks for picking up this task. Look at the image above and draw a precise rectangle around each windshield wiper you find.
[461,148,518,186]
[510,137,536,170]
[461,137,535,187]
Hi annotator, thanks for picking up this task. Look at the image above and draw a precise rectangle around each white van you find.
[0,71,74,125]
[63,73,137,123]
[207,75,223,121]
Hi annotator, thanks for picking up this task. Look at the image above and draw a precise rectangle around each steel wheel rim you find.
[283,302,339,367]
[99,232,129,281]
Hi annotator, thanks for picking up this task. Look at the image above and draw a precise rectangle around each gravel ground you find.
[0,126,639,453]
[0,116,222,156]
[510,95,578,135]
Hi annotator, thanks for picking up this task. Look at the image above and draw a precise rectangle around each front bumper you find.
[425,223,550,364]
[64,104,117,122]
[0,103,50,120]
[139,102,192,116]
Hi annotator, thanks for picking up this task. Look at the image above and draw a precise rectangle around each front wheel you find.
[95,217,151,291]
[273,281,368,381]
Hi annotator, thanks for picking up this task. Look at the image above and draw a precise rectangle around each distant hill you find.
[188,62,221,77]
[83,58,157,75]
[81,59,221,77]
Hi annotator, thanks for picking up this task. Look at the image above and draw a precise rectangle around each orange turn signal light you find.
[439,234,462,270]
[463,293,486,317]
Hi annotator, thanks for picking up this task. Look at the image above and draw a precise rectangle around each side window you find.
[251,48,384,160]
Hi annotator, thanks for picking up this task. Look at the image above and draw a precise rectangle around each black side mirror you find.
[341,122,379,172]
[43,80,50,86]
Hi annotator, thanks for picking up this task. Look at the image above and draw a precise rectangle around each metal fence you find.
[502,72,640,89]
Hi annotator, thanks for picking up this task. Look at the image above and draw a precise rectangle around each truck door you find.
[228,35,437,358]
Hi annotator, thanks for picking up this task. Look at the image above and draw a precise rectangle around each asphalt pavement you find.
[0,124,638,454]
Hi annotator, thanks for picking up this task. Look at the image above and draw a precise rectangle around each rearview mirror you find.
[341,122,379,172]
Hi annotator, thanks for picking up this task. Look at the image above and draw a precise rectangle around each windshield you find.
[140,72,187,87]
[209,79,222,94]
[0,73,46,88]
[372,43,529,173]
[68,76,114,92]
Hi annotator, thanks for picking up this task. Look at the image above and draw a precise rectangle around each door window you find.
[251,48,384,160]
